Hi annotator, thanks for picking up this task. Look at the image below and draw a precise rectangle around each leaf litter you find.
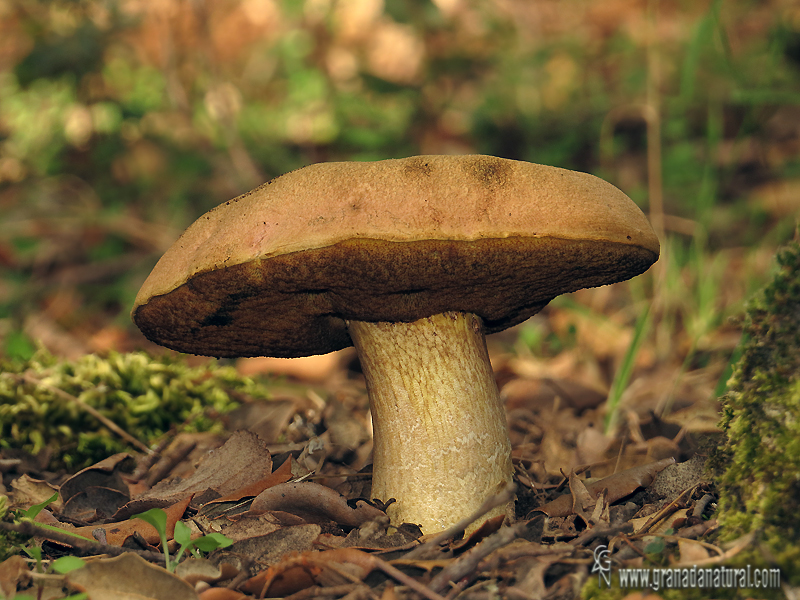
[0,310,738,599]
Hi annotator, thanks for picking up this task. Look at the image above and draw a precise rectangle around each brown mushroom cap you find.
[132,155,659,357]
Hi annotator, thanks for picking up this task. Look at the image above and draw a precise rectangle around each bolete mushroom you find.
[132,155,659,533]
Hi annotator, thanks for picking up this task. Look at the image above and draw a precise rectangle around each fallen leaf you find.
[569,472,596,515]
[223,524,322,570]
[66,552,199,600]
[0,556,30,598]
[451,514,505,551]
[175,558,240,586]
[205,454,293,507]
[535,457,675,517]
[62,486,131,523]
[677,538,711,563]
[238,548,373,597]
[137,431,273,507]
[70,494,192,546]
[59,453,134,505]
[249,482,386,528]
[10,475,61,513]
[226,398,297,444]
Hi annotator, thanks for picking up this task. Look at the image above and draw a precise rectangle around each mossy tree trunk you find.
[711,232,800,581]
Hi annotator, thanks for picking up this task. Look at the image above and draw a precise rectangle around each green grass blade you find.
[604,305,652,434]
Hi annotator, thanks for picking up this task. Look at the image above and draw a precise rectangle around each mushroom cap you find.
[132,155,660,358]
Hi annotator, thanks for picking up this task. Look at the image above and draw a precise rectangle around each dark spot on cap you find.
[463,155,511,188]
[400,156,433,178]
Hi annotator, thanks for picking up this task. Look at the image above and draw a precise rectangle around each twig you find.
[428,523,526,593]
[360,553,446,600]
[257,549,447,600]
[568,522,633,547]
[131,434,173,480]
[477,538,573,573]
[0,520,165,563]
[692,494,715,518]
[145,440,196,487]
[637,485,695,535]
[404,484,516,560]
[21,372,153,455]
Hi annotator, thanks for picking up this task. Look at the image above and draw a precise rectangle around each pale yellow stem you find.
[347,311,514,533]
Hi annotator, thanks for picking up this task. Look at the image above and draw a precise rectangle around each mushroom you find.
[132,155,660,533]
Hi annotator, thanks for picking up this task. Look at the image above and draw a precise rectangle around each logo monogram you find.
[592,544,612,587]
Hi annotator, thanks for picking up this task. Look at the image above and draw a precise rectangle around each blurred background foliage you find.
[1,0,799,362]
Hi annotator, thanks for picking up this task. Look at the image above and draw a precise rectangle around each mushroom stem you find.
[347,311,514,533]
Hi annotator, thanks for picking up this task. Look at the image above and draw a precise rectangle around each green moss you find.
[0,351,272,470]
[712,232,800,583]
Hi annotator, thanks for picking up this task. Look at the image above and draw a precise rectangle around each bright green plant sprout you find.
[8,541,87,600]
[132,508,232,572]
[50,556,86,574]
[172,519,232,564]
[18,492,58,522]
[132,508,170,571]
[14,493,94,545]
[643,536,666,557]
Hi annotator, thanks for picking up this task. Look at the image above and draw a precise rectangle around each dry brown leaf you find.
[62,486,130,523]
[628,514,660,535]
[590,488,611,525]
[69,494,192,546]
[59,454,136,523]
[66,552,199,600]
[568,471,596,515]
[241,548,444,600]
[59,453,134,505]
[508,554,562,599]
[249,482,386,528]
[10,476,61,513]
[324,399,371,462]
[223,523,322,566]
[0,555,30,598]
[536,457,675,517]
[226,399,297,444]
[644,436,681,461]
[205,454,293,507]
[677,538,711,563]
[175,558,240,586]
[451,514,506,551]
[138,431,273,506]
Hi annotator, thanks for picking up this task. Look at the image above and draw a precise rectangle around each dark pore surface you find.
[133,236,658,358]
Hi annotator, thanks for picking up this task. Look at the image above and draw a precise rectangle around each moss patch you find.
[712,232,800,583]
[0,351,272,470]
